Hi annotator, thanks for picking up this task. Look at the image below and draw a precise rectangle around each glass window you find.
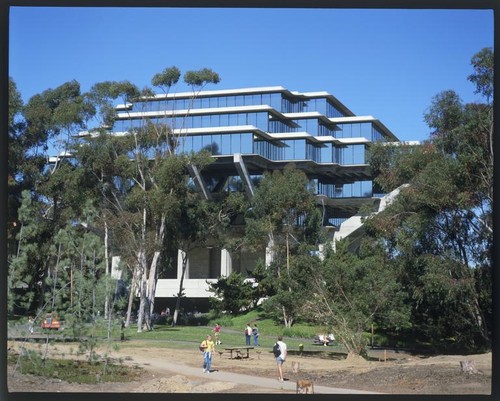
[220,133,231,155]
[190,136,201,153]
[333,146,342,164]
[240,133,253,153]
[320,143,332,163]
[340,144,366,164]
[314,98,327,115]
[307,143,320,162]
[360,123,371,138]
[211,134,222,155]
[325,100,344,118]
[256,113,268,130]
[228,113,237,127]
[373,126,385,142]
[270,93,281,110]
[352,144,366,164]
[185,136,194,154]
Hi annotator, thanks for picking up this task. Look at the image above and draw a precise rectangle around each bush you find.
[8,350,141,384]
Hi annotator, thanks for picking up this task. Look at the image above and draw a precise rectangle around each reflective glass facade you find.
[113,86,400,227]
[335,123,385,142]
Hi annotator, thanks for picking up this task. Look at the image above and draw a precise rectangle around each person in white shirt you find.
[275,336,287,382]
[245,323,252,345]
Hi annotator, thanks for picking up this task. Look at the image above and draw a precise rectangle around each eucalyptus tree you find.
[364,48,493,350]
[79,80,141,321]
[131,68,221,331]
[184,68,221,93]
[76,68,221,331]
[302,240,410,358]
[245,164,321,327]
[8,80,97,314]
[22,80,94,172]
[81,76,181,330]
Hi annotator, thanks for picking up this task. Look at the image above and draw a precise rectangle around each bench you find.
[223,346,254,359]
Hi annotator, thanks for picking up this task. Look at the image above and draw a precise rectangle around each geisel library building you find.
[109,86,414,310]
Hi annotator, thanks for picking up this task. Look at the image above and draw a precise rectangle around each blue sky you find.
[9,7,493,143]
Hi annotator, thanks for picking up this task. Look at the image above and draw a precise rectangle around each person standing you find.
[28,317,34,334]
[274,335,287,382]
[213,322,222,345]
[245,323,252,345]
[252,324,259,346]
[199,334,215,373]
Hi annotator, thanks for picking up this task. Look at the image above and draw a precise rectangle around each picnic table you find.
[224,346,254,359]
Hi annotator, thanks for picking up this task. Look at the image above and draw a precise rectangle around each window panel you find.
[190,136,201,153]
[240,133,253,153]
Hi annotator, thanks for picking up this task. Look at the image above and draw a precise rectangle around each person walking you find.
[252,324,259,346]
[199,334,215,373]
[273,335,287,382]
[213,322,222,345]
[245,323,252,346]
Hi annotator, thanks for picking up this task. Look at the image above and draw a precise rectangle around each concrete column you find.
[220,249,232,277]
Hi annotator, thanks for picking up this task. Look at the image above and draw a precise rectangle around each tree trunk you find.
[147,251,160,319]
[125,263,138,328]
[147,215,165,317]
[136,274,149,333]
[136,208,151,332]
[172,251,188,326]
[104,221,110,320]
[136,246,149,332]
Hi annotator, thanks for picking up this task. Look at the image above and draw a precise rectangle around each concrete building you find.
[109,86,408,307]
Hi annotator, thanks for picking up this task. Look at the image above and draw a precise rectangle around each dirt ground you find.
[7,339,492,394]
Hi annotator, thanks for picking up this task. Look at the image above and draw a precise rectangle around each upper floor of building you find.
[109,86,400,169]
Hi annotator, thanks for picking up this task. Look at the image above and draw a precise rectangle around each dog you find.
[296,379,314,394]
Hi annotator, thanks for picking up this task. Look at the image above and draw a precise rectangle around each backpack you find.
[199,341,207,352]
[272,342,281,357]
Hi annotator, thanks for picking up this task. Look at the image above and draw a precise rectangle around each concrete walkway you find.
[127,353,381,394]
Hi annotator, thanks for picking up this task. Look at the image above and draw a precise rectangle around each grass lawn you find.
[9,311,344,354]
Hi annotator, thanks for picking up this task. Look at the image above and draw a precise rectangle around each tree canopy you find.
[8,48,493,355]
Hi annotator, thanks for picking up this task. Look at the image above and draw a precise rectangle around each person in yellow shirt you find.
[200,334,215,373]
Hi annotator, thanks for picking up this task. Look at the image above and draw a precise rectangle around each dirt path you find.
[7,340,492,394]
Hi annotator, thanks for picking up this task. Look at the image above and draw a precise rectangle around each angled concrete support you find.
[187,164,212,200]
[233,153,254,198]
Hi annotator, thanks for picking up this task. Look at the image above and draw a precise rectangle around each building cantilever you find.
[106,85,414,306]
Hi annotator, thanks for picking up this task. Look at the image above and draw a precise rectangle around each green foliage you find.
[23,80,94,141]
[246,164,321,327]
[9,350,140,384]
[365,47,493,352]
[184,68,221,88]
[207,272,254,315]
[300,239,410,357]
[8,49,493,358]
[468,47,493,102]
[87,80,140,126]
[151,66,181,89]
